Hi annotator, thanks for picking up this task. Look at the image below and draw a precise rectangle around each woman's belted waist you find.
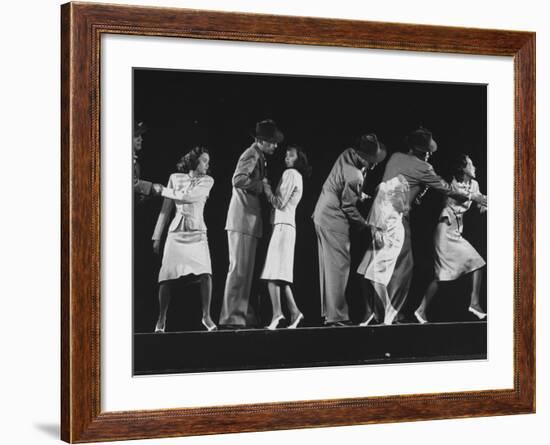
[169,211,206,232]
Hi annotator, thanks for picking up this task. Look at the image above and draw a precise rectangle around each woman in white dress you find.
[356,174,410,325]
[152,147,217,332]
[260,146,311,330]
[414,154,487,323]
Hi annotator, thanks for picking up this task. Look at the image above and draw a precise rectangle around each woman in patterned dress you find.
[260,146,311,330]
[414,154,487,323]
[152,147,217,332]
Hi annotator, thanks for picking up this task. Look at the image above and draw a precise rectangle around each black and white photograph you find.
[3,0,545,442]
[132,68,488,375]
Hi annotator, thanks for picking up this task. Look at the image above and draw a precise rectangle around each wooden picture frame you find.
[61,1,535,442]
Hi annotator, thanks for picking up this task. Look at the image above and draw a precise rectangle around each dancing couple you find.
[356,127,488,325]
[219,119,310,330]
[150,119,311,333]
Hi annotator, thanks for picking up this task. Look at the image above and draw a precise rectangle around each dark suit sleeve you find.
[134,179,153,196]
[232,150,263,194]
[341,177,367,227]
[133,159,155,196]
[152,175,175,241]
[421,164,468,201]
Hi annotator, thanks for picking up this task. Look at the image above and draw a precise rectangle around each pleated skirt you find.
[158,231,212,282]
[260,224,296,283]
[434,220,485,281]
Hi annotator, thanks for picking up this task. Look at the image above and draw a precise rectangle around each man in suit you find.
[133,121,164,201]
[367,127,487,324]
[312,134,387,326]
[219,119,284,328]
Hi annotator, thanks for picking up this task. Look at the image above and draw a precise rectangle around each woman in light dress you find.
[152,147,217,333]
[260,146,311,330]
[414,154,487,323]
[356,174,410,325]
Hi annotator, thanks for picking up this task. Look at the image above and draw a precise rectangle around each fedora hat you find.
[134,121,148,137]
[358,133,385,154]
[406,127,438,153]
[253,119,284,144]
[356,133,386,163]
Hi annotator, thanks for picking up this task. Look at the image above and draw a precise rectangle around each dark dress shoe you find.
[326,320,353,327]
[218,324,243,330]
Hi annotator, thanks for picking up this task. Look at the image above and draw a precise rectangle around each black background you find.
[133,68,487,333]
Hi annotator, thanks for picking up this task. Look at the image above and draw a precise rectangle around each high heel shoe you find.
[154,319,166,333]
[359,313,376,327]
[201,318,218,332]
[288,313,304,329]
[414,310,427,324]
[267,315,285,330]
[468,306,487,320]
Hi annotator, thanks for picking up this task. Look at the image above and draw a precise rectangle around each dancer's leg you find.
[360,278,376,323]
[199,274,216,330]
[219,232,257,326]
[268,281,283,318]
[267,281,284,328]
[415,279,439,322]
[372,282,395,325]
[284,285,302,319]
[155,281,172,331]
[469,268,484,313]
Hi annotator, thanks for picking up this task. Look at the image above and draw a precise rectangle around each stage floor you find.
[133,321,487,375]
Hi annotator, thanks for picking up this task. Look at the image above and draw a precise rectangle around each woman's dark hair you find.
[287,145,312,179]
[449,153,470,182]
[176,146,209,173]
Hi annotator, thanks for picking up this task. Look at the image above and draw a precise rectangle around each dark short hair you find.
[287,145,312,179]
[176,146,209,173]
[450,153,470,182]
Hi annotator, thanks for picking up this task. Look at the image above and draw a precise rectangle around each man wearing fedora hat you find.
[133,121,164,201]
[219,119,284,328]
[361,127,487,324]
[312,134,387,326]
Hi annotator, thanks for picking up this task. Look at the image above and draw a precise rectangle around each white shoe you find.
[468,306,487,320]
[267,315,285,330]
[201,318,218,332]
[154,319,166,333]
[414,310,427,324]
[288,313,304,329]
[359,313,376,327]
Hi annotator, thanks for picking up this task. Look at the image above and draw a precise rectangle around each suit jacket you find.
[152,173,214,240]
[225,143,267,238]
[312,148,367,234]
[266,168,303,227]
[382,152,460,210]
[133,155,153,198]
